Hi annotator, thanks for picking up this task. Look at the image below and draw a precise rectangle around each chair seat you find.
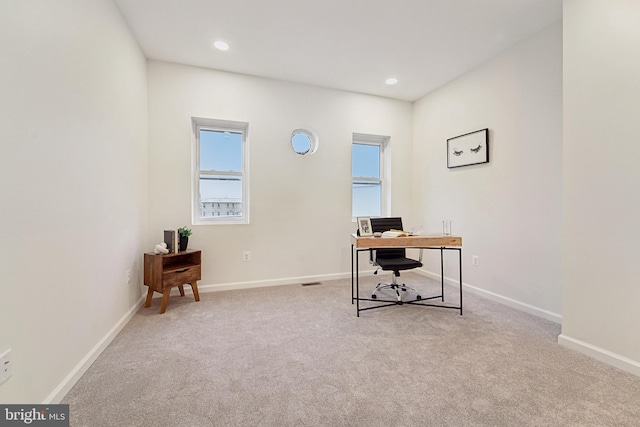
[376,257,423,271]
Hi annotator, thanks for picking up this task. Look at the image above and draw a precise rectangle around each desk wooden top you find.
[351,233,462,249]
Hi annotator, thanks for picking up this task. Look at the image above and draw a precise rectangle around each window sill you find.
[193,219,249,226]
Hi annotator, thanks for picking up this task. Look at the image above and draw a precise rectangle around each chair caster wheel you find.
[371,294,377,299]
[417,295,422,300]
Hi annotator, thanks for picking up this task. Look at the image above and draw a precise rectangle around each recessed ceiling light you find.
[214,40,230,51]
[385,77,398,85]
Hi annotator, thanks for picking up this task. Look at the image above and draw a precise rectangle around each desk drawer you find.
[163,265,201,288]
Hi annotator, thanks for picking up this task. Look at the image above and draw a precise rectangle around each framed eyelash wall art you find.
[446,128,489,168]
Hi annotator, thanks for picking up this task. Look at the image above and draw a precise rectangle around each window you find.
[193,117,249,224]
[290,128,319,155]
[352,133,389,218]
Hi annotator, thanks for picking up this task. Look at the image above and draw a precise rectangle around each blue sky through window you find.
[200,130,242,172]
[352,143,379,178]
[291,132,311,154]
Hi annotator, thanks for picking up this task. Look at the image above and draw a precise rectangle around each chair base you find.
[371,273,421,303]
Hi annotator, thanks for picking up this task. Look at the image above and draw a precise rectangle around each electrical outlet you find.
[472,255,479,267]
[243,251,251,262]
[0,349,12,385]
[126,269,131,285]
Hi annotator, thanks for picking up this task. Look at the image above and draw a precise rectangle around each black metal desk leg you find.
[440,247,445,301]
[356,249,360,317]
[459,248,463,315]
[351,244,354,304]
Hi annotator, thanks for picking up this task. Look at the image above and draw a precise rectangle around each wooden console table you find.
[143,249,201,313]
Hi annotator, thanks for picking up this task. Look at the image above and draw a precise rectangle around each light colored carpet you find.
[64,273,640,426]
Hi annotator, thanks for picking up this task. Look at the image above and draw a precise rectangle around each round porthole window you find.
[291,128,318,155]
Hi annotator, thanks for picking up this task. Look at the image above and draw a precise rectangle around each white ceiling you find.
[114,0,562,102]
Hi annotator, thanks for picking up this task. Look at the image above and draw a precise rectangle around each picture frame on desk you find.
[357,217,373,236]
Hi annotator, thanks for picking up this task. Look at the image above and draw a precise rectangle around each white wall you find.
[560,0,640,374]
[147,61,413,288]
[411,23,563,320]
[0,0,148,402]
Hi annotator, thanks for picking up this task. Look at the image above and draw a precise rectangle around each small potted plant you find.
[177,226,192,251]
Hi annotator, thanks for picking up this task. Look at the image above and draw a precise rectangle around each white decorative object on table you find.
[154,242,169,254]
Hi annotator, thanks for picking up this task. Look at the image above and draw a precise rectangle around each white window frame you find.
[351,133,390,220]
[192,117,249,225]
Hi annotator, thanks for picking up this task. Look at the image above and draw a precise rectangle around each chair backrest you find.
[370,217,406,259]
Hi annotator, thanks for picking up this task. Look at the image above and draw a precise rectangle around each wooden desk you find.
[352,234,461,249]
[351,234,463,317]
[143,250,201,314]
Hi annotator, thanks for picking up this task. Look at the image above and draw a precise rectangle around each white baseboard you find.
[197,271,355,293]
[416,268,562,324]
[558,334,640,377]
[45,293,147,404]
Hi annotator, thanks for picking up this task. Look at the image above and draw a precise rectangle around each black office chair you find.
[370,217,423,302]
